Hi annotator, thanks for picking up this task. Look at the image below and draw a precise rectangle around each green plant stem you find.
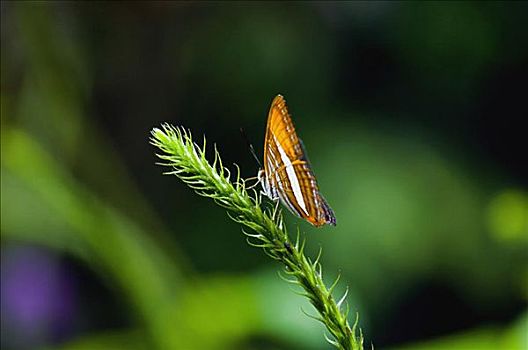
[150,124,364,350]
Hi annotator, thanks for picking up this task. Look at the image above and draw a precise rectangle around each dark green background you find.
[1,2,527,349]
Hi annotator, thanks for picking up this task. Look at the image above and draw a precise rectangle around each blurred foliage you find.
[392,313,527,350]
[1,1,527,350]
[487,189,528,243]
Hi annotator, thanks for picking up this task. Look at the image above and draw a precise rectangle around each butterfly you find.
[257,94,336,227]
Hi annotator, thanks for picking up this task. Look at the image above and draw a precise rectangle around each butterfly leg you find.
[261,190,280,201]
[272,196,281,220]
[245,177,261,190]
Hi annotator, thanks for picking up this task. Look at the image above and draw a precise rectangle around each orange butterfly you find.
[258,95,336,227]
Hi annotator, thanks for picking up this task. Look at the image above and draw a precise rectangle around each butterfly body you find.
[258,95,336,227]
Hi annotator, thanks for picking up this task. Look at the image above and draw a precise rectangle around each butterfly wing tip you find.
[322,202,336,226]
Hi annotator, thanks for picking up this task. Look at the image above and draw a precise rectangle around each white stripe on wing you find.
[273,134,308,216]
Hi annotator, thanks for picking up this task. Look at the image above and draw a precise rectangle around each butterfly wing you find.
[262,95,336,227]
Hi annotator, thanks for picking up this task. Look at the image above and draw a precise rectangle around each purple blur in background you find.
[1,245,77,349]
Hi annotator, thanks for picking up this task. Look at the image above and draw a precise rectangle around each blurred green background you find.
[1,1,527,349]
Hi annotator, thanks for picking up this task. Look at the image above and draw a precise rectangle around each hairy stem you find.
[150,124,364,350]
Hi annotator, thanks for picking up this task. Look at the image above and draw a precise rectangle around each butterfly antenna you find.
[240,127,262,168]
